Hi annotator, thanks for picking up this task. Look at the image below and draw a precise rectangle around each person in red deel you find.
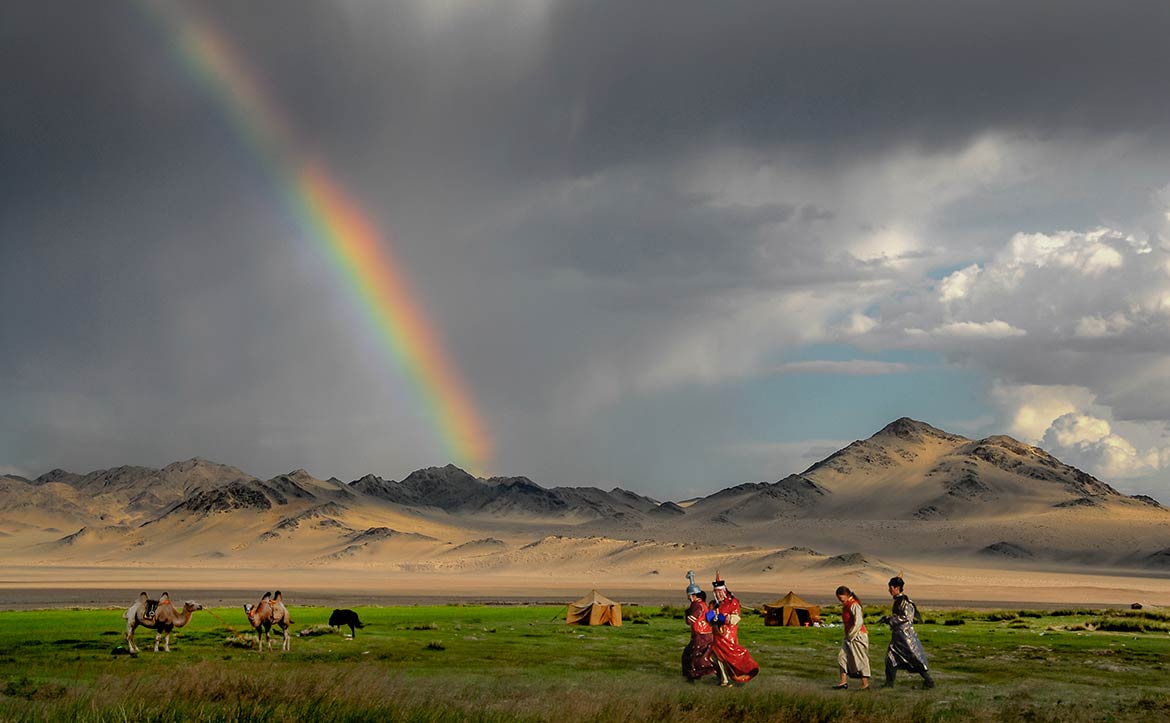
[682,570,717,681]
[706,572,760,686]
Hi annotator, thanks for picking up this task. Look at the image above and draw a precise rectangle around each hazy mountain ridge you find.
[3,420,1167,571]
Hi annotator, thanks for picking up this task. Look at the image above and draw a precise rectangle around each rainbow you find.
[140,1,492,474]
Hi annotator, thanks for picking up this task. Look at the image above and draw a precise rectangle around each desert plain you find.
[2,418,1168,611]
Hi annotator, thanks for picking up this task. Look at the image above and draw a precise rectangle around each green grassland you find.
[0,603,1168,722]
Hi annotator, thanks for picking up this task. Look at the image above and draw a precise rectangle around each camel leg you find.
[126,622,138,654]
[282,626,290,652]
[162,631,171,652]
[153,630,162,653]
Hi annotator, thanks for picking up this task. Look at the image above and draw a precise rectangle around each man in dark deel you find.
[880,575,935,689]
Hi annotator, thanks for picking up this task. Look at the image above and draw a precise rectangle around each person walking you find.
[682,571,716,681]
[833,585,870,690]
[707,572,759,686]
[880,576,935,689]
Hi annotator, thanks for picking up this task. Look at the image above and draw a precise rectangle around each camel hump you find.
[261,591,272,601]
[137,592,148,604]
[273,590,283,601]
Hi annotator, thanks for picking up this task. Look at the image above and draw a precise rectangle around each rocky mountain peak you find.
[162,457,216,471]
[403,464,479,485]
[33,469,83,486]
[873,417,966,443]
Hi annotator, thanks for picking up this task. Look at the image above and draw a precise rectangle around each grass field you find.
[0,602,1168,722]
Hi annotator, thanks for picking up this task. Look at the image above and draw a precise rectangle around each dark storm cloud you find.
[513,176,797,277]
[498,170,900,294]
[528,0,1170,163]
[266,0,1167,181]
[172,0,1170,180]
[4,0,1170,494]
[362,1,1166,169]
[9,0,1169,201]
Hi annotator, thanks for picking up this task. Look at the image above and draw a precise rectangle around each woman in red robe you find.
[707,573,759,685]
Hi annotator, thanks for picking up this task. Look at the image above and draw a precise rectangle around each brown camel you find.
[123,592,203,653]
[243,590,292,652]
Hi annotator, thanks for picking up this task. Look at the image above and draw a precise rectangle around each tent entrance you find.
[762,591,821,627]
[565,589,622,626]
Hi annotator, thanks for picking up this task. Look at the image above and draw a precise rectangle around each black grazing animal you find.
[329,608,365,637]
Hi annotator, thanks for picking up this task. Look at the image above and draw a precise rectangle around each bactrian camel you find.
[244,590,292,652]
[124,592,203,653]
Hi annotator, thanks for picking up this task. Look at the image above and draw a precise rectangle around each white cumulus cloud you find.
[933,320,1027,338]
[939,264,981,303]
[851,190,1170,437]
[991,383,1097,443]
[1041,412,1170,480]
[1005,228,1134,276]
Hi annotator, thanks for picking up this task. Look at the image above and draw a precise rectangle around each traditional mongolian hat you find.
[686,570,701,596]
[712,571,727,590]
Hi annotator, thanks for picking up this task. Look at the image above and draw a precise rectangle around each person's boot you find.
[883,661,896,688]
[922,672,935,689]
[716,659,732,687]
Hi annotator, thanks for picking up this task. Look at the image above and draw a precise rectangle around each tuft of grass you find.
[1090,618,1170,633]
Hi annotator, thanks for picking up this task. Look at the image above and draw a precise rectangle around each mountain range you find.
[3,418,1168,584]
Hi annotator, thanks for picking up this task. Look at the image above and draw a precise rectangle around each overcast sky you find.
[4,1,1170,501]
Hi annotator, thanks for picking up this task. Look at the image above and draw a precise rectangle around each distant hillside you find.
[2,418,1167,570]
[797,417,1141,520]
[685,474,830,522]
